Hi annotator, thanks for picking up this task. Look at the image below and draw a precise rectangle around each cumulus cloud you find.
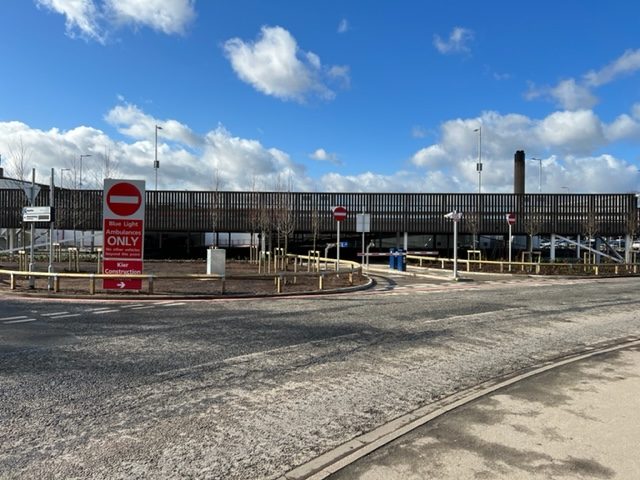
[433,27,473,55]
[223,25,350,103]
[409,109,640,193]
[35,0,195,41]
[3,103,640,195]
[0,103,312,191]
[527,49,640,111]
[105,0,195,35]
[309,148,340,165]
[337,18,349,33]
[584,48,640,87]
[36,0,105,42]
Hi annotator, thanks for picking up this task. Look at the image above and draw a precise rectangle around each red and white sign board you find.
[102,179,145,290]
[103,180,145,220]
[103,219,144,258]
[506,212,516,225]
[103,259,143,290]
[332,205,347,222]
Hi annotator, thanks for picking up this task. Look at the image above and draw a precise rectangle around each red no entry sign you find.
[506,212,516,225]
[106,181,143,218]
[332,205,347,222]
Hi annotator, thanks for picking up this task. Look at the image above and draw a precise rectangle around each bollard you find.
[148,276,154,294]
[319,273,324,290]
[221,278,226,294]
[54,275,60,293]
[10,273,16,290]
[277,275,282,293]
[89,274,95,295]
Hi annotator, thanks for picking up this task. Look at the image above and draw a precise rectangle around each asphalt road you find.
[1,273,639,479]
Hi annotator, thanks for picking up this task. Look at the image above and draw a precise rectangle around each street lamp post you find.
[154,125,163,191]
[531,157,542,193]
[474,126,482,194]
[79,154,91,189]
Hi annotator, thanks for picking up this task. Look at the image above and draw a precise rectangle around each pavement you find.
[326,343,640,480]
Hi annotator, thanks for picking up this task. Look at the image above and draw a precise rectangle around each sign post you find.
[356,211,371,267]
[102,179,145,290]
[444,210,463,280]
[332,206,347,270]
[506,212,516,271]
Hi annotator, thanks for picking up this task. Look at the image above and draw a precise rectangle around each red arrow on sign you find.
[332,206,347,222]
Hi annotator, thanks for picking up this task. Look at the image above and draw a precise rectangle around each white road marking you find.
[131,306,155,310]
[92,309,120,315]
[85,307,113,312]
[0,315,28,322]
[159,302,186,307]
[40,311,70,317]
[4,318,37,324]
[119,304,146,309]
[52,314,81,319]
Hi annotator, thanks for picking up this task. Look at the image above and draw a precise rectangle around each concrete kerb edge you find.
[0,275,375,301]
[283,336,640,480]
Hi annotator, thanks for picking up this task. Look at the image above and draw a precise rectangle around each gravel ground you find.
[1,276,639,479]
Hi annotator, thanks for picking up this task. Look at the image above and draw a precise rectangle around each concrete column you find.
[625,233,632,264]
[576,234,581,259]
[550,233,556,261]
[403,232,408,251]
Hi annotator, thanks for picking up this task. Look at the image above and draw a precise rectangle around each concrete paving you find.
[329,345,640,480]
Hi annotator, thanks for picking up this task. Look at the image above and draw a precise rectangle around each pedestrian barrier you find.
[0,254,363,296]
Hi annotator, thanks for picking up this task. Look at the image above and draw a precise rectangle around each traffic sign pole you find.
[337,220,341,270]
[508,223,512,272]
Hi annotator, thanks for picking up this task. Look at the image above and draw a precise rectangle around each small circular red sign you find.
[107,182,142,217]
[333,206,347,222]
[506,213,516,225]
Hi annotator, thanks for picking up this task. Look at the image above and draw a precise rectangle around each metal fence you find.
[1,188,637,236]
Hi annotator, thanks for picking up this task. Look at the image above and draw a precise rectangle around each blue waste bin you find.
[389,248,397,269]
[397,248,406,271]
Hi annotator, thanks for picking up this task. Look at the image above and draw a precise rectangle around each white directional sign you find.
[22,206,52,222]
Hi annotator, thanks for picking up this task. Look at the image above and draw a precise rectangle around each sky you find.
[1,0,640,194]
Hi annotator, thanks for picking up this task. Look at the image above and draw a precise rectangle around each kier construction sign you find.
[103,259,143,290]
[102,179,145,290]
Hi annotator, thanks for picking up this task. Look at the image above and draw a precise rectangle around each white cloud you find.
[408,109,640,193]
[433,27,473,55]
[105,102,201,148]
[536,110,605,153]
[550,79,598,110]
[3,104,640,195]
[337,18,349,34]
[584,48,640,87]
[604,113,640,142]
[104,0,195,35]
[309,148,340,165]
[36,0,105,42]
[35,0,195,41]
[411,145,447,168]
[526,79,598,111]
[320,171,426,193]
[223,25,349,103]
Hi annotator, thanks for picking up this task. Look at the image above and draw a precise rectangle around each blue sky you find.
[1,0,640,193]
